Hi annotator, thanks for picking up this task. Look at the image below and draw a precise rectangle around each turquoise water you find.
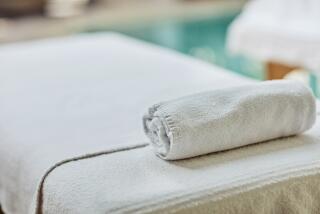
[83,13,320,97]
[85,13,265,80]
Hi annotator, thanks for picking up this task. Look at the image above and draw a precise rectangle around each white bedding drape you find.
[0,33,253,214]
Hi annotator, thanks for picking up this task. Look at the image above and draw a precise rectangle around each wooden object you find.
[266,62,298,80]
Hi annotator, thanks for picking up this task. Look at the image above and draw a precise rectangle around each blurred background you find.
[0,0,318,95]
[0,0,263,78]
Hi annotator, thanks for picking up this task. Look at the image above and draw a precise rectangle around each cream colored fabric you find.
[42,109,320,213]
[1,33,320,214]
[0,33,253,214]
[143,80,316,160]
[163,173,320,214]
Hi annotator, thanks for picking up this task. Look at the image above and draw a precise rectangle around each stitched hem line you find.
[34,143,148,214]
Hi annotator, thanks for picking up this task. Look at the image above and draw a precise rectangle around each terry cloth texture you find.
[143,80,316,160]
[42,115,320,214]
[0,33,319,214]
[0,33,253,214]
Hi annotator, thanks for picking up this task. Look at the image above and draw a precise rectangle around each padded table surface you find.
[0,33,319,214]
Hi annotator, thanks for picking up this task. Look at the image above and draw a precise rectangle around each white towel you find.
[143,80,316,160]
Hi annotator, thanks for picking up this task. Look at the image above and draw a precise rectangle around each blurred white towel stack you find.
[228,0,320,72]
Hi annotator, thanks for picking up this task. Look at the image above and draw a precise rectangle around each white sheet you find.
[44,120,320,214]
[0,33,253,214]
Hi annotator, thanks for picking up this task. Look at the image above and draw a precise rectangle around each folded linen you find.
[143,80,316,160]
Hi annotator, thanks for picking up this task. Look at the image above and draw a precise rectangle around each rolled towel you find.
[143,80,316,160]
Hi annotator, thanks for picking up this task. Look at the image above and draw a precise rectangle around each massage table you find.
[0,33,319,214]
